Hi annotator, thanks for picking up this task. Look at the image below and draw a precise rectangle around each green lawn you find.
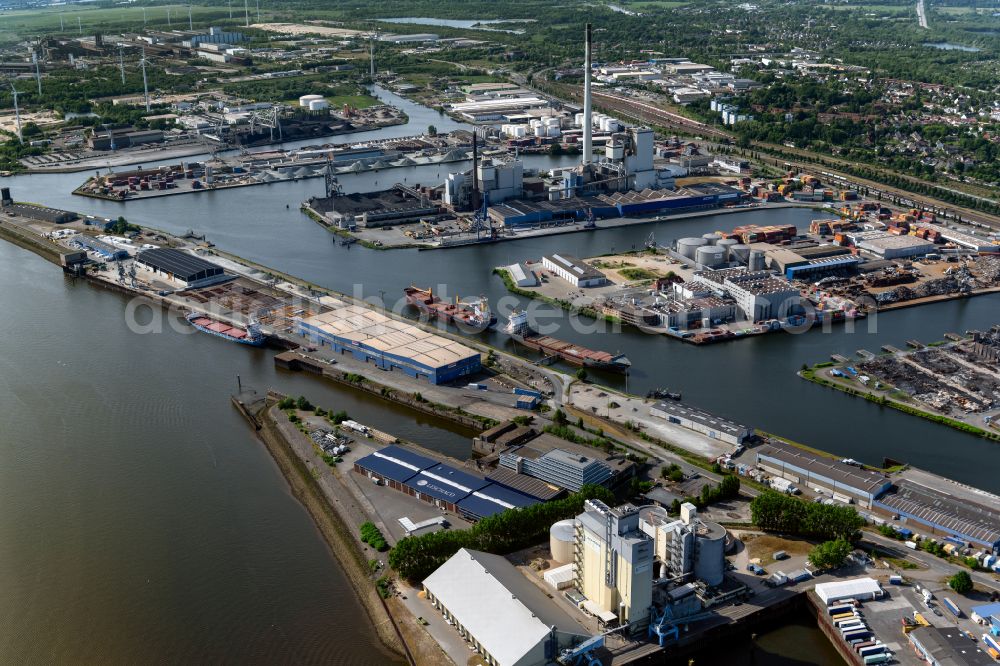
[326,94,380,109]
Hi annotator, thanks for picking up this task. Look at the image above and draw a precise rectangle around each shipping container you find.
[859,645,886,658]
[983,633,1000,654]
[889,575,903,585]
[942,598,962,617]
[863,655,889,665]
[828,604,854,616]
[832,612,857,622]
[853,641,876,653]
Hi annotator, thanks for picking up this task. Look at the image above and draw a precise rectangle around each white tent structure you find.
[814,577,884,605]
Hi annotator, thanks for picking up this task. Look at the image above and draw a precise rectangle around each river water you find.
[0,85,981,663]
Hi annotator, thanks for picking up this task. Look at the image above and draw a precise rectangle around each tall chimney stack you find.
[471,130,480,211]
[582,23,593,165]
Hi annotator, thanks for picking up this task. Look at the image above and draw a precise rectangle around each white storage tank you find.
[308,99,329,111]
[544,117,561,128]
[716,237,738,259]
[299,94,323,107]
[701,232,722,246]
[696,245,727,268]
[606,142,625,160]
[547,126,561,137]
[729,243,752,264]
[550,520,576,564]
[574,112,585,127]
[677,237,708,259]
[749,249,767,271]
[534,125,546,137]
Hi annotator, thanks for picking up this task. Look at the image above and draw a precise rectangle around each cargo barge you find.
[504,310,630,373]
[185,312,266,346]
[404,286,496,331]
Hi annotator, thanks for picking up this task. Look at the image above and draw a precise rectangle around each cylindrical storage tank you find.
[749,249,766,271]
[606,142,624,160]
[574,112,585,127]
[530,119,542,129]
[701,232,722,246]
[716,237,738,260]
[550,520,575,564]
[696,246,726,268]
[308,99,329,111]
[544,117,560,127]
[677,237,708,259]
[693,521,727,587]
[729,243,751,265]
[299,94,323,107]
[607,119,622,132]
[534,125,546,137]
[547,126,561,137]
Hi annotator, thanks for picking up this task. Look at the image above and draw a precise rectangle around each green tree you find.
[575,368,588,381]
[427,124,437,136]
[808,538,852,570]
[948,570,973,594]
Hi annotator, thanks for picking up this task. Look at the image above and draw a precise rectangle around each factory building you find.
[639,503,727,586]
[907,626,994,666]
[574,501,654,630]
[183,26,245,47]
[916,222,1000,253]
[500,443,613,492]
[423,549,589,666]
[542,253,608,287]
[443,159,524,209]
[650,401,752,446]
[691,268,801,322]
[297,304,481,385]
[88,129,164,151]
[134,248,226,288]
[755,441,891,508]
[784,255,860,281]
[4,203,78,224]
[814,578,884,605]
[874,479,1000,551]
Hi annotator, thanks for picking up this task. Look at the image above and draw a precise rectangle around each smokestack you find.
[471,131,479,210]
[583,23,593,165]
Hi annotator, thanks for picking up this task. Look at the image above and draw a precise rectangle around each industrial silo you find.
[729,243,751,265]
[299,94,324,107]
[696,245,726,268]
[677,237,708,259]
[693,521,728,587]
[701,232,722,246]
[308,99,329,111]
[550,519,576,564]
[749,248,767,272]
[716,237,738,260]
[574,112,585,127]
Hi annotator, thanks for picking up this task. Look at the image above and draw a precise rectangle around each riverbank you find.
[254,400,415,664]
[799,364,1000,442]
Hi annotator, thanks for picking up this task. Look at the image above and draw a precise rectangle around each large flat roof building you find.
[874,479,1000,551]
[755,440,891,507]
[135,248,226,288]
[423,549,589,666]
[542,254,607,288]
[298,304,481,385]
[908,626,995,665]
[650,401,752,446]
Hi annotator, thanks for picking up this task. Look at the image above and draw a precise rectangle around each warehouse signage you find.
[414,477,459,499]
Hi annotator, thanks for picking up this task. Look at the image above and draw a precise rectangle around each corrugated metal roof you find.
[457,483,538,519]
[486,467,563,501]
[354,444,436,484]
[407,463,490,503]
[877,480,1000,546]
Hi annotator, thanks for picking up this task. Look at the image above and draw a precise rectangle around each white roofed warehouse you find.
[297,304,481,385]
[542,254,608,288]
[423,548,591,666]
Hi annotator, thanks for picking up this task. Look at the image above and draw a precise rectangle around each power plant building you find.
[423,549,589,666]
[297,304,481,385]
[574,500,654,630]
[690,268,801,322]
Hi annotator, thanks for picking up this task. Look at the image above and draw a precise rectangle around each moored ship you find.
[403,286,496,331]
[504,310,631,373]
[185,312,266,346]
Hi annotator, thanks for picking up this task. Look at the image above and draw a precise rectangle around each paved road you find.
[863,531,1000,593]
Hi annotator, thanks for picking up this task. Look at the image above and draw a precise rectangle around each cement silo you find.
[696,245,727,268]
[729,243,751,265]
[749,248,767,272]
[693,521,727,587]
[677,237,707,260]
[550,519,576,564]
[701,232,722,246]
[716,237,738,260]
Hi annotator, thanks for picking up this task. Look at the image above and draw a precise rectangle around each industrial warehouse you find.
[296,303,482,385]
[874,479,1000,551]
[351,444,539,521]
[134,248,228,288]
[650,401,752,446]
[755,441,892,508]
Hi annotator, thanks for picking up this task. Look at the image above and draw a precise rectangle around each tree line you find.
[750,491,864,542]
